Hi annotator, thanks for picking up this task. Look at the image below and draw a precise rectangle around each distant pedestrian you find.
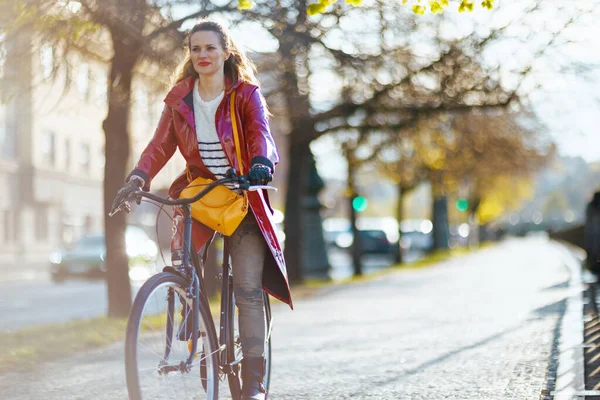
[585,191,600,274]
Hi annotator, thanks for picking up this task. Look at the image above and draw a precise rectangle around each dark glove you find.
[111,177,142,213]
[247,164,272,185]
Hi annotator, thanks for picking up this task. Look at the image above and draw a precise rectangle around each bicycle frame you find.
[160,201,237,376]
[114,174,276,380]
[219,239,238,373]
[158,203,201,374]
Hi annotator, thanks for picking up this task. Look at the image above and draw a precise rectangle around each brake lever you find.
[247,185,278,192]
[108,201,131,217]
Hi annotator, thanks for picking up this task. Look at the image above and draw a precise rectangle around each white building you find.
[0,29,290,268]
[0,28,184,266]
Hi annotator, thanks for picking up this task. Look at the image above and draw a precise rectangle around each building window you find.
[40,43,54,80]
[0,115,5,147]
[41,131,56,166]
[1,210,8,243]
[135,86,149,118]
[95,73,107,102]
[35,207,49,241]
[0,35,6,79]
[64,138,71,171]
[99,145,105,171]
[61,213,74,246]
[0,107,14,160]
[0,106,7,158]
[84,215,94,234]
[11,211,19,243]
[79,142,90,171]
[77,63,90,100]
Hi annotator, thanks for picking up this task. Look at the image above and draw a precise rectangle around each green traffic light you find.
[456,198,469,212]
[352,196,368,212]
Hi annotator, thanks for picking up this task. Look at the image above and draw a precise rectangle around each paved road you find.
[0,237,577,399]
[0,248,411,333]
[0,279,107,332]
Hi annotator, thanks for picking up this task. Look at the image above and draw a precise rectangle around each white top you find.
[193,79,230,179]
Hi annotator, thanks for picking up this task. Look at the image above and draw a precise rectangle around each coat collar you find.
[164,75,243,108]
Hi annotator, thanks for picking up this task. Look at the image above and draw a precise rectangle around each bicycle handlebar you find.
[109,175,277,217]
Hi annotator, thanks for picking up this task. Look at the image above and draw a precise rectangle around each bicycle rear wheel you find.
[125,272,219,399]
[227,291,272,399]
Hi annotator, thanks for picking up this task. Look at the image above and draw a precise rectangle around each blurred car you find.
[324,217,400,255]
[399,219,434,252]
[324,227,348,249]
[49,226,158,283]
[334,229,399,255]
[400,230,433,252]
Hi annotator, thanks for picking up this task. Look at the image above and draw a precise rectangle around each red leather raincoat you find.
[127,76,292,308]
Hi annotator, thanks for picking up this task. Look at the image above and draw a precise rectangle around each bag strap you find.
[230,90,244,175]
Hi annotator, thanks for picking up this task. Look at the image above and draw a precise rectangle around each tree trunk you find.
[432,195,450,251]
[103,30,141,318]
[468,197,481,248]
[395,183,404,264]
[284,141,310,283]
[347,156,363,276]
[468,211,480,249]
[349,195,363,276]
[301,151,330,279]
[279,29,314,284]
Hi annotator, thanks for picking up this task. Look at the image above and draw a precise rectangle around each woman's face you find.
[190,30,229,79]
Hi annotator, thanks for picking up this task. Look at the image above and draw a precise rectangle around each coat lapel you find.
[180,90,195,129]
[162,76,245,179]
[164,78,196,133]
[164,78,212,178]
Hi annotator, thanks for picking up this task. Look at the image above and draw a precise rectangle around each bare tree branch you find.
[146,0,238,41]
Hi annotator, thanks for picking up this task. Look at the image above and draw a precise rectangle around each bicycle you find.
[110,171,274,399]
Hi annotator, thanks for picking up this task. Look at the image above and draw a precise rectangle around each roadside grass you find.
[0,316,129,373]
[0,242,492,374]
[291,243,491,297]
[0,295,222,374]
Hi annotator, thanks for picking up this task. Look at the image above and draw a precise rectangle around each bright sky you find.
[519,1,600,164]
[175,1,600,180]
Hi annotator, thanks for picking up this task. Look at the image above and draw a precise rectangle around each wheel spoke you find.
[137,340,168,361]
[125,274,218,399]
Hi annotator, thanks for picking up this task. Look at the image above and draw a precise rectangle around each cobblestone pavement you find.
[0,237,576,399]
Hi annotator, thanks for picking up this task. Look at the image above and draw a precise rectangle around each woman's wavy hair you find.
[173,20,260,87]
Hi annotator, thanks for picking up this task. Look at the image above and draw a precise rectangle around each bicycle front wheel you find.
[125,272,219,400]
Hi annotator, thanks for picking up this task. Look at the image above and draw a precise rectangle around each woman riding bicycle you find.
[113,19,292,400]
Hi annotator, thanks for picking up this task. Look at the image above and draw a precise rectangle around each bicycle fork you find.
[219,240,238,373]
[182,205,200,371]
[159,205,200,374]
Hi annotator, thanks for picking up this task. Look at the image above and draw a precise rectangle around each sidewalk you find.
[546,242,587,399]
[0,341,129,400]
[0,237,591,399]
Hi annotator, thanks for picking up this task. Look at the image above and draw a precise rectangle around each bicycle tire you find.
[125,272,219,400]
[227,291,272,399]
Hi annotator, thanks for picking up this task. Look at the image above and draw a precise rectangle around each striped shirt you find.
[192,80,230,179]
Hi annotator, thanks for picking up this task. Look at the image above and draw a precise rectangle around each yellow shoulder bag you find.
[179,90,249,236]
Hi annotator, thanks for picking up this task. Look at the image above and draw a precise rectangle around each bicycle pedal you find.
[187,340,199,358]
[187,333,207,358]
